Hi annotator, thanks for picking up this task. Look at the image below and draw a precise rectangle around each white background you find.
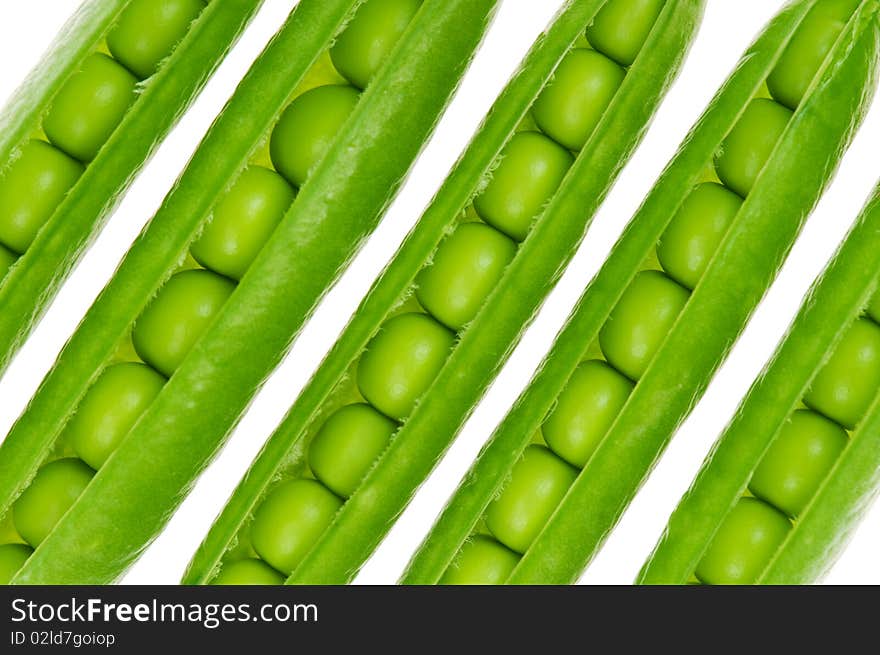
[0,0,878,585]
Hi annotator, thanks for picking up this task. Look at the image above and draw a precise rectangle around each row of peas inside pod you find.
[438,0,862,584]
[0,0,209,280]
[0,0,425,585]
[694,289,880,584]
[208,0,673,585]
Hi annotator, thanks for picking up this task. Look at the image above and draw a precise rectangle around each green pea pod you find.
[639,188,880,585]
[184,0,704,585]
[1,0,497,584]
[0,0,263,373]
[404,0,880,584]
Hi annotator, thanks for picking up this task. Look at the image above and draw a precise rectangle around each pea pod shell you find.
[185,0,704,585]
[506,0,879,585]
[183,0,613,584]
[0,0,354,530]
[8,0,498,585]
[0,1,124,163]
[405,0,879,584]
[638,190,880,584]
[0,0,263,374]
[762,360,880,583]
[404,0,817,585]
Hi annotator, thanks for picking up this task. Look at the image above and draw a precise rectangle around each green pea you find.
[0,140,84,254]
[714,98,793,198]
[599,270,689,380]
[766,0,860,110]
[132,269,235,378]
[67,363,166,469]
[485,445,578,554]
[0,544,33,585]
[357,312,455,420]
[803,317,880,429]
[586,0,665,66]
[107,0,207,79]
[749,410,848,518]
[656,182,743,290]
[330,0,422,89]
[415,222,517,330]
[866,288,880,325]
[191,166,295,281]
[12,459,94,547]
[308,403,397,498]
[250,479,342,575]
[440,535,519,585]
[42,53,137,162]
[269,85,360,187]
[211,558,285,585]
[0,244,16,279]
[542,359,634,468]
[532,48,625,151]
[473,131,574,242]
[695,497,790,585]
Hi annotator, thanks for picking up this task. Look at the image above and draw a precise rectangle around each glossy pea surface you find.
[12,459,94,547]
[440,535,520,585]
[269,85,360,187]
[749,410,848,518]
[67,362,166,469]
[330,0,422,89]
[0,544,32,584]
[308,403,397,498]
[107,0,206,79]
[132,269,235,378]
[190,166,295,280]
[473,131,574,241]
[657,182,743,290]
[416,222,517,330]
[714,98,792,198]
[485,445,578,554]
[0,140,84,253]
[357,313,454,420]
[532,48,625,151]
[542,360,633,468]
[212,558,285,585]
[695,497,790,585]
[766,0,860,110]
[599,270,689,380]
[250,479,342,575]
[803,317,880,429]
[586,0,665,66]
[43,53,137,162]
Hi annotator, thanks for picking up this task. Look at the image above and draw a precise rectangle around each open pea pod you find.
[0,0,497,584]
[403,0,880,585]
[183,0,704,586]
[639,187,880,585]
[0,0,264,374]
